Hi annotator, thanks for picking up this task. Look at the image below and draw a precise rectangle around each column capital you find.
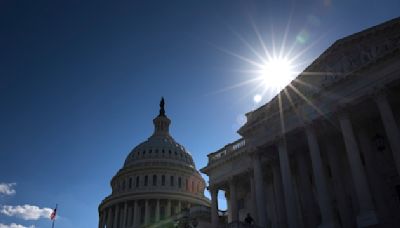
[303,118,325,130]
[208,185,219,193]
[368,85,388,100]
[249,147,261,158]
[331,101,354,119]
[336,108,351,121]
[274,134,286,143]
[228,176,237,184]
[372,86,389,103]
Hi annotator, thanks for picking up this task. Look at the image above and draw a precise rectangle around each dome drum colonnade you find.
[99,98,210,228]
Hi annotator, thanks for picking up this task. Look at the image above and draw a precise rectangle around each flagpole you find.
[51,204,58,228]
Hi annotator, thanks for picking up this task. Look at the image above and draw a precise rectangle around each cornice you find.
[99,191,210,211]
[239,19,400,136]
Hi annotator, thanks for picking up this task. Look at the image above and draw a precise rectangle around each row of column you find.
[99,199,183,228]
[209,92,400,228]
[114,174,203,194]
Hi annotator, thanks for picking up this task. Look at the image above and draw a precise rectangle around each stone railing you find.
[208,139,246,164]
[189,205,210,215]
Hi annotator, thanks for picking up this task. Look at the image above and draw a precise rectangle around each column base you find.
[357,210,379,227]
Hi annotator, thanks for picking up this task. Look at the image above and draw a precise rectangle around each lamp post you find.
[373,133,386,152]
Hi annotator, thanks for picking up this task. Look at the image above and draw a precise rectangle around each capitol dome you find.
[98,98,210,228]
[123,117,195,168]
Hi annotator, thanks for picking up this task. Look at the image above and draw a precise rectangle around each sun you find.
[260,57,295,90]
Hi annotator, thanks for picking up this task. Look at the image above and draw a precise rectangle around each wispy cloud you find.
[0,223,35,228]
[0,183,16,196]
[1,204,52,220]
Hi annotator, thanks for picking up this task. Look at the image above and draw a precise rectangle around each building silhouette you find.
[201,17,400,228]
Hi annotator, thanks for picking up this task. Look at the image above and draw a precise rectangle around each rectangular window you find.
[129,178,132,189]
[162,175,165,186]
[170,176,174,186]
[144,176,148,186]
[153,175,157,186]
[178,177,182,188]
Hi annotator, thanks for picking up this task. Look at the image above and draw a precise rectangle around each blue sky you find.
[0,0,399,227]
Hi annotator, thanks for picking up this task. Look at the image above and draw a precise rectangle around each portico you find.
[201,17,400,228]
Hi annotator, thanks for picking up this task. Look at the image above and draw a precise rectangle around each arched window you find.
[162,175,165,186]
[153,175,157,186]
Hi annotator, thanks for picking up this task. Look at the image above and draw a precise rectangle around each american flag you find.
[50,207,57,220]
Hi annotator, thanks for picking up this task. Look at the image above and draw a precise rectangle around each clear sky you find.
[0,0,399,227]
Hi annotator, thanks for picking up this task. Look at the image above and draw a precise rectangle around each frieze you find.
[314,28,400,88]
[242,19,400,132]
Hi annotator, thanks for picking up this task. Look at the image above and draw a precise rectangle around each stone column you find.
[305,126,336,228]
[252,153,267,227]
[97,212,101,228]
[272,162,287,228]
[122,202,128,228]
[166,200,171,217]
[107,207,113,228]
[133,200,139,227]
[267,178,278,228]
[229,178,238,222]
[250,175,258,223]
[101,211,105,228]
[127,204,132,228]
[98,211,103,228]
[177,200,182,213]
[325,142,355,228]
[113,204,120,228]
[278,139,299,228]
[225,191,231,222]
[357,128,395,225]
[156,199,160,222]
[296,151,318,228]
[338,112,378,227]
[375,92,400,177]
[144,200,150,225]
[210,187,219,228]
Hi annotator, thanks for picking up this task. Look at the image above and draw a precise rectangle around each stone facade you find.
[98,102,210,228]
[201,17,400,228]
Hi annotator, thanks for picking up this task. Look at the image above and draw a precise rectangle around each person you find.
[244,213,254,225]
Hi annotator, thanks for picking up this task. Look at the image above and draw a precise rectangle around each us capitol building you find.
[99,17,400,228]
[201,17,400,228]
[98,99,210,228]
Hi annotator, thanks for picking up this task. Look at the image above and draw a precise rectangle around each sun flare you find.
[260,57,295,90]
